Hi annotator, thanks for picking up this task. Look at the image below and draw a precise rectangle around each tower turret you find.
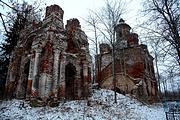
[99,43,111,54]
[115,19,131,41]
[45,4,64,19]
[114,19,131,49]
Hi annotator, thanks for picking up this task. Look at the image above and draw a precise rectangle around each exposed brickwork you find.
[5,5,92,102]
[96,19,158,102]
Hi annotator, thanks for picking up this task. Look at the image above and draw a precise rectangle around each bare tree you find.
[0,0,44,34]
[85,0,127,103]
[83,11,100,84]
[140,0,180,100]
[144,0,180,66]
[141,0,180,66]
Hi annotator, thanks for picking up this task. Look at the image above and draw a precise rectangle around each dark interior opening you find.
[23,60,30,98]
[65,63,76,99]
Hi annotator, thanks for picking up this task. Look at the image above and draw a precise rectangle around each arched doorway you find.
[23,60,30,98]
[17,59,30,99]
[65,63,76,99]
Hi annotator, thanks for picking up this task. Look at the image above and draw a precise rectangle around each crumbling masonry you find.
[5,5,92,101]
[5,4,158,103]
[96,19,158,101]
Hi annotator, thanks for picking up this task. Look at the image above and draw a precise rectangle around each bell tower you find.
[114,19,131,49]
[115,19,131,41]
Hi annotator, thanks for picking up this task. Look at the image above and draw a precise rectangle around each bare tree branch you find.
[0,12,8,34]
[0,0,18,12]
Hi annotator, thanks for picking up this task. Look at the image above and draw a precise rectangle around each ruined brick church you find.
[4,4,158,102]
[96,19,158,101]
[5,5,91,101]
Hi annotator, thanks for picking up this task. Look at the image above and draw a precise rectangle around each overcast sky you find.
[0,0,142,57]
[0,0,142,37]
[44,0,141,30]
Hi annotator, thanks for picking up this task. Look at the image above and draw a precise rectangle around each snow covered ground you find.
[0,89,166,120]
